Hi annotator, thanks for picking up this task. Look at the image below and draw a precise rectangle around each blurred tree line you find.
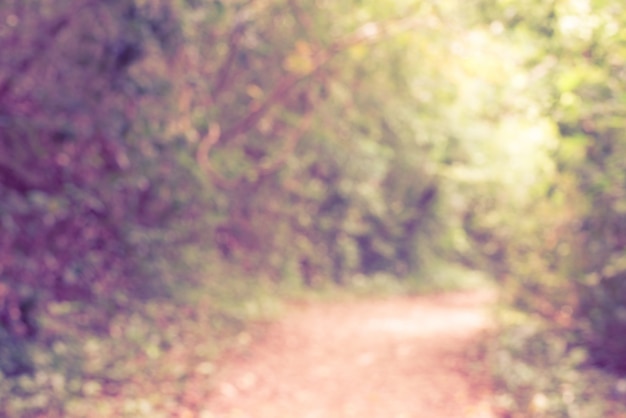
[0,0,465,383]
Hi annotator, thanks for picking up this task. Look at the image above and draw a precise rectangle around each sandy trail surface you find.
[203,290,496,418]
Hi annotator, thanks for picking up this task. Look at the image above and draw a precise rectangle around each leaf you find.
[556,68,585,93]
[558,134,588,162]
[246,84,264,99]
[283,41,314,75]
[348,44,369,61]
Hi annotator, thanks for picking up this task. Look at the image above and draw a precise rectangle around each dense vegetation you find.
[471,1,626,416]
[1,0,626,416]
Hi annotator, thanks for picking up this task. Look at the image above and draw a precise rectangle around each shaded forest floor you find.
[200,289,496,418]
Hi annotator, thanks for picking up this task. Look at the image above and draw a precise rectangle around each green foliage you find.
[165,0,469,286]
[7,0,626,415]
[0,0,212,379]
[465,0,626,415]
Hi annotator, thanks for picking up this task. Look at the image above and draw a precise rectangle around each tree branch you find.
[196,12,427,188]
[195,123,239,190]
[218,13,423,145]
[211,22,246,101]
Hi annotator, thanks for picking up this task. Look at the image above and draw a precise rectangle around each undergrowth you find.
[0,274,284,418]
[489,306,626,418]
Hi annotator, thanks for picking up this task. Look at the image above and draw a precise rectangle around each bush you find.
[490,308,626,418]
[576,272,626,374]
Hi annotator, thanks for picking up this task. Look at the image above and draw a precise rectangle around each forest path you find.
[203,290,496,418]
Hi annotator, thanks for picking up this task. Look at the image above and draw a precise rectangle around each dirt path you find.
[203,290,496,418]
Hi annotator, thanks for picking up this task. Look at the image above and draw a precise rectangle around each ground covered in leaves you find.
[202,290,495,418]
